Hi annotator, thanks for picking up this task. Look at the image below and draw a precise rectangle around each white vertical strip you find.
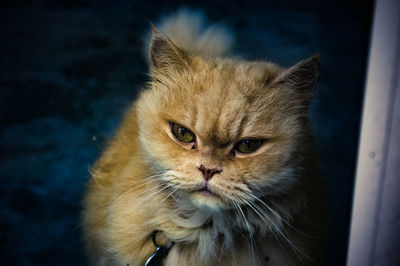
[373,61,400,266]
[346,0,400,265]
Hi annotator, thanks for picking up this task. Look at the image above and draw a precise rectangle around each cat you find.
[83,9,326,266]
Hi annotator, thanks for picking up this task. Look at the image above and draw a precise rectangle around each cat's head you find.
[136,28,319,211]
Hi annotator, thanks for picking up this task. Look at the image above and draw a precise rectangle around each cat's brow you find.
[236,115,249,140]
[218,141,231,148]
[211,138,231,148]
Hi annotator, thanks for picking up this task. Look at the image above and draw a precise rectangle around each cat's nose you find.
[198,165,222,181]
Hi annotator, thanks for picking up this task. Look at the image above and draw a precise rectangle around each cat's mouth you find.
[189,182,229,209]
[194,183,219,197]
[198,187,214,196]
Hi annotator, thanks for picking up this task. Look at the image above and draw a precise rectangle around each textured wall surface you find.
[0,0,373,265]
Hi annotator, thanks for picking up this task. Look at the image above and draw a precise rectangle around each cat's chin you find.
[189,190,229,211]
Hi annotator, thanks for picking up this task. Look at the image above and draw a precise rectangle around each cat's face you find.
[136,29,318,210]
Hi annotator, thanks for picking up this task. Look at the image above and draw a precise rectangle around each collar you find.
[144,231,174,266]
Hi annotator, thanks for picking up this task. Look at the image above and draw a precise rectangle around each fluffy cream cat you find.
[83,10,326,266]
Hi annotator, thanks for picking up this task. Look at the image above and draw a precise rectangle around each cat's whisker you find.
[245,201,288,242]
[246,193,311,238]
[94,176,162,208]
[81,174,169,234]
[127,173,172,197]
[232,201,256,266]
[243,199,311,261]
[158,187,179,207]
[120,181,168,202]
[141,183,175,202]
[135,183,165,198]
[241,199,278,238]
[142,173,165,180]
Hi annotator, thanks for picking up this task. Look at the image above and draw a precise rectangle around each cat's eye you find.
[234,139,265,154]
[171,123,196,143]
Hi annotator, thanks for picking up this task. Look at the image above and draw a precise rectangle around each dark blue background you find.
[0,0,373,265]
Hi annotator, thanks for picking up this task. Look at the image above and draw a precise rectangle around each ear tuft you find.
[274,55,320,96]
[149,25,188,70]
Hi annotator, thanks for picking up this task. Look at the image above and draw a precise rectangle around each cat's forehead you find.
[168,60,284,144]
[192,59,282,96]
[192,94,279,144]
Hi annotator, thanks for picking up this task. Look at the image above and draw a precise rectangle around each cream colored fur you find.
[83,10,326,266]
[156,8,233,57]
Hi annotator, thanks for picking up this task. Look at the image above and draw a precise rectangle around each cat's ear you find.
[149,25,189,72]
[273,55,320,98]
